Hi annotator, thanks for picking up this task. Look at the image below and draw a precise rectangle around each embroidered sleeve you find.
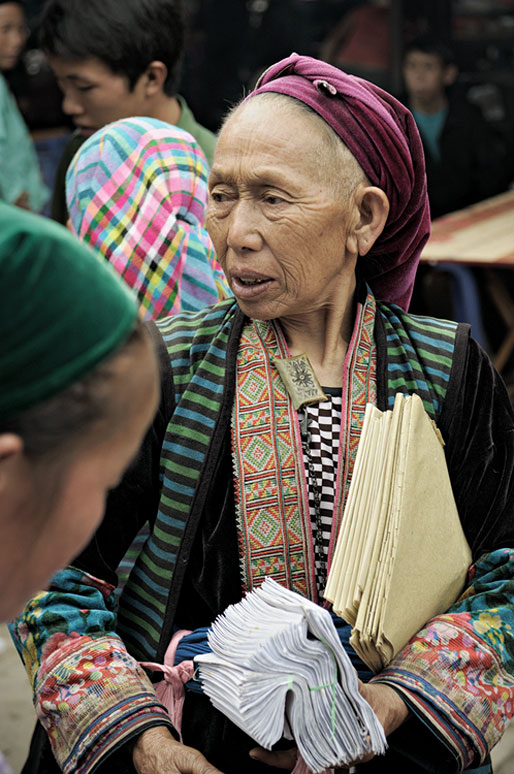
[370,549,514,769]
[9,566,172,774]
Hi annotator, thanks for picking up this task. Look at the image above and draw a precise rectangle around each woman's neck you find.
[410,92,447,116]
[278,276,357,388]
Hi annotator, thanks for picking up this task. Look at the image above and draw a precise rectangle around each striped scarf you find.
[66,116,229,320]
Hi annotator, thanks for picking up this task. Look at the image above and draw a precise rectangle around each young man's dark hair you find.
[38,0,185,97]
[402,35,456,71]
[37,0,217,225]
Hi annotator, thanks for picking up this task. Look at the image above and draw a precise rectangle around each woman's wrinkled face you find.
[0,334,160,621]
[206,99,358,321]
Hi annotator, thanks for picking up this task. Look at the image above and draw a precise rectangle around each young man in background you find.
[39,0,216,223]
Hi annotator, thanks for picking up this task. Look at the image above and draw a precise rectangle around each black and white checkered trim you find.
[298,387,342,594]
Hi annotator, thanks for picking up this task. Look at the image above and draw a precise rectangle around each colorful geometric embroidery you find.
[10,568,172,774]
[232,293,378,602]
[232,317,316,601]
[34,634,169,773]
[9,294,476,774]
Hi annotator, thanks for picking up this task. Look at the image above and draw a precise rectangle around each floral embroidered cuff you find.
[34,635,172,774]
[370,614,514,770]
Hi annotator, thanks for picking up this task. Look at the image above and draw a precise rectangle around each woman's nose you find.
[226,199,262,253]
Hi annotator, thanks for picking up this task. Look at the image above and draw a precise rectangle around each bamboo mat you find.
[421,190,514,266]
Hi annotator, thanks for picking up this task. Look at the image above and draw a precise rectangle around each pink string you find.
[141,633,349,772]
[140,628,194,741]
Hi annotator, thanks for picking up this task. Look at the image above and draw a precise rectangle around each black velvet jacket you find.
[23,309,514,774]
[402,93,509,219]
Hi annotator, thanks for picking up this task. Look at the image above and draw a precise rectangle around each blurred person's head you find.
[0,203,160,620]
[38,0,185,137]
[402,36,457,112]
[0,0,27,71]
[66,117,227,319]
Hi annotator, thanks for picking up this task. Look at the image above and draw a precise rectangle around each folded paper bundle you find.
[324,392,472,672]
[196,578,387,773]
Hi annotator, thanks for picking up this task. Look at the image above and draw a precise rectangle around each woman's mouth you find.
[232,274,275,298]
[239,278,267,285]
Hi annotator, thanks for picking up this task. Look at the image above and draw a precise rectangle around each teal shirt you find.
[0,73,49,212]
[412,106,448,163]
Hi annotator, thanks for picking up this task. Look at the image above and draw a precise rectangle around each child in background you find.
[402,35,507,218]
[39,0,216,224]
[402,36,508,346]
[0,1,48,211]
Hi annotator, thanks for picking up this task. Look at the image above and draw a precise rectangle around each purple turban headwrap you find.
[248,53,430,310]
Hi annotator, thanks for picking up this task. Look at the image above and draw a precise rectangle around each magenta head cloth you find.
[248,53,430,310]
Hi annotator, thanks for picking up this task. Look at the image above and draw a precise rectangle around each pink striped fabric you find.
[66,116,229,320]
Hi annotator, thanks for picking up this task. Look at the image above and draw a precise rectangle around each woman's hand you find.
[249,680,409,770]
[357,679,409,738]
[133,727,224,774]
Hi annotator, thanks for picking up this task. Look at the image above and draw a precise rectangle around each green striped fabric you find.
[116,298,459,660]
[117,299,238,659]
[378,303,458,419]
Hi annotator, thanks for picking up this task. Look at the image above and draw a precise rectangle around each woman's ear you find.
[352,186,390,256]
[143,61,168,97]
[0,434,24,492]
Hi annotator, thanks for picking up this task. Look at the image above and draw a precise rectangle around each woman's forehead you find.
[222,96,315,140]
[212,127,322,191]
[216,99,322,165]
[212,98,353,197]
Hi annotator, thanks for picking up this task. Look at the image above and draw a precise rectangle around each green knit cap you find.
[0,202,139,421]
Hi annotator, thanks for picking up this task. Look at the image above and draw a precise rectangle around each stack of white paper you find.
[324,393,472,672]
[196,578,387,773]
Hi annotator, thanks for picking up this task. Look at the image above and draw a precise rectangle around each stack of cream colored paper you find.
[324,392,472,673]
[196,577,387,773]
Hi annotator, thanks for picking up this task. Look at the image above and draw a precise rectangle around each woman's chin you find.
[235,297,282,321]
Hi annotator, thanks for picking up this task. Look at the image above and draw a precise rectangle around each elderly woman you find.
[12,55,514,774]
[65,116,229,320]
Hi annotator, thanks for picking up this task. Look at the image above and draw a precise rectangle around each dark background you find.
[7,0,514,146]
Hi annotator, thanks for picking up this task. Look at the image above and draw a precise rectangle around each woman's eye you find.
[263,194,284,205]
[210,190,234,204]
